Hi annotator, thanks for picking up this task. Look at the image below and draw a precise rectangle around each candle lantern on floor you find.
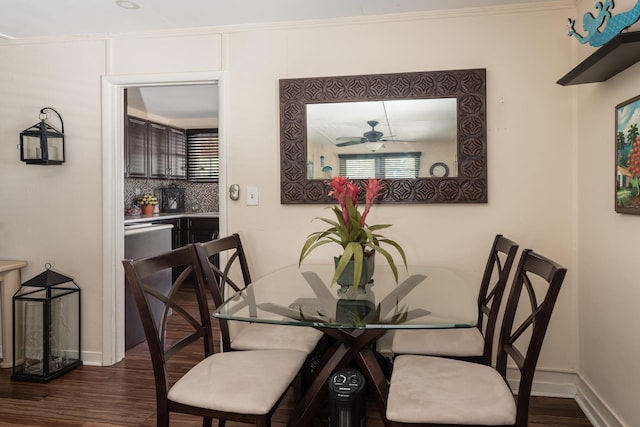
[12,264,82,382]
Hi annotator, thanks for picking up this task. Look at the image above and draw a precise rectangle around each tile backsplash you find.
[124,178,219,213]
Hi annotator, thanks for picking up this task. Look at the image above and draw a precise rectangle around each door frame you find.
[101,71,226,365]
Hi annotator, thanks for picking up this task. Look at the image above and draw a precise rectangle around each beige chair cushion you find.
[387,355,516,425]
[168,349,307,415]
[391,327,484,357]
[231,323,323,354]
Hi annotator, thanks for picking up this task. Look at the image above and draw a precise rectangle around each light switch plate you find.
[247,186,258,206]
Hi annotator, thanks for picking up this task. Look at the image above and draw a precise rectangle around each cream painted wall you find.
[2,2,613,421]
[0,39,107,354]
[108,33,223,75]
[225,7,578,372]
[0,34,224,360]
[575,1,640,426]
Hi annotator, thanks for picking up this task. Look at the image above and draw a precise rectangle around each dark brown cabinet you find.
[168,127,187,179]
[125,116,187,180]
[144,216,218,249]
[124,116,148,178]
[146,216,218,281]
[149,122,169,178]
[186,217,219,244]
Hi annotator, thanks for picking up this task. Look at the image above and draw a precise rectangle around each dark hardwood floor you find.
[0,288,593,427]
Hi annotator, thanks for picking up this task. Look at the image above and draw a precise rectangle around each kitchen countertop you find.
[124,212,219,225]
[124,223,174,236]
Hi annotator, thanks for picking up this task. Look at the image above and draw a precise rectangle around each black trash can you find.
[328,368,366,427]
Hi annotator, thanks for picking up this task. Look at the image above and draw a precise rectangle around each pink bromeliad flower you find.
[328,176,359,228]
[300,175,407,290]
[361,178,383,226]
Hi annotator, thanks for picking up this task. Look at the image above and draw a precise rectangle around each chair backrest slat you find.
[495,248,567,427]
[122,244,214,421]
[194,233,252,352]
[476,234,519,364]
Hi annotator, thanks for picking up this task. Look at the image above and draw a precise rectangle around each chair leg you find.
[292,371,303,403]
[217,419,226,427]
[157,410,170,427]
[202,416,213,427]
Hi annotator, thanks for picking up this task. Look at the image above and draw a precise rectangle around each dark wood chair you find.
[386,249,567,427]
[122,244,308,427]
[193,233,323,355]
[392,234,519,365]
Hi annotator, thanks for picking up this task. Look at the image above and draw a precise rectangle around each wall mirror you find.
[280,69,487,204]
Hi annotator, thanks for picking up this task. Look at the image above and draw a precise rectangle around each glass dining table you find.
[213,263,478,427]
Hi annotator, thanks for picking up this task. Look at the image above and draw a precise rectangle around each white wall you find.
[0,38,107,354]
[7,1,629,423]
[224,6,578,373]
[575,1,640,425]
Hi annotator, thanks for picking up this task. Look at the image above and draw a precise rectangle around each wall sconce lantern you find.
[12,264,81,382]
[19,107,65,165]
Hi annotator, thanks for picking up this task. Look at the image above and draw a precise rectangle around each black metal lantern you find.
[161,183,185,213]
[12,264,81,382]
[19,107,65,165]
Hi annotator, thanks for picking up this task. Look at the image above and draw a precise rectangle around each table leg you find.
[286,328,389,427]
[354,346,390,425]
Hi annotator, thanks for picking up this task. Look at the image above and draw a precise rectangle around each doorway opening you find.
[101,72,225,366]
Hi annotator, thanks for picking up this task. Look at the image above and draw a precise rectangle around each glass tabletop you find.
[213,264,478,329]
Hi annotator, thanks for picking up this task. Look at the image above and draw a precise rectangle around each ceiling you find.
[127,85,219,124]
[0,0,558,40]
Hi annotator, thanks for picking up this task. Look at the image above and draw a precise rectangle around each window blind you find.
[187,129,219,182]
[338,152,421,179]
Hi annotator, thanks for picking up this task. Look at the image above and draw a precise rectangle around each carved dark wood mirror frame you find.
[279,68,487,204]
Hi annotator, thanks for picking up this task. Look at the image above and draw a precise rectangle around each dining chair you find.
[386,248,567,427]
[122,244,308,427]
[194,233,324,354]
[391,234,519,365]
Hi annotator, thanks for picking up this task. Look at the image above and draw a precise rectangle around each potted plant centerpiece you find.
[299,176,407,291]
[137,193,158,216]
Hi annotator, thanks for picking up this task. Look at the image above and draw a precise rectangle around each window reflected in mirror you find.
[306,99,457,179]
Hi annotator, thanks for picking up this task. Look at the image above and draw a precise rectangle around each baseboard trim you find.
[80,351,104,367]
[575,373,625,427]
[507,367,625,427]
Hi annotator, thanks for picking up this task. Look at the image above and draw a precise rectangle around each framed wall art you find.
[616,94,640,214]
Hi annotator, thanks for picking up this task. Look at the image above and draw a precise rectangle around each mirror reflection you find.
[279,69,487,204]
[306,99,457,179]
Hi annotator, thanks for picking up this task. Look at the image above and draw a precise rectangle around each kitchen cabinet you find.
[124,215,219,248]
[145,216,218,283]
[185,217,219,244]
[146,217,185,282]
[149,122,169,178]
[124,116,148,178]
[168,127,187,179]
[125,116,187,180]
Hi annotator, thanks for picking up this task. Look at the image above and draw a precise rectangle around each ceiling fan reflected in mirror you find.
[335,120,414,147]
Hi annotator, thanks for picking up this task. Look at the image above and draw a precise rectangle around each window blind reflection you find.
[339,152,421,179]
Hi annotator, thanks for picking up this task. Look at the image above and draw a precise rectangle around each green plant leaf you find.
[298,177,406,290]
